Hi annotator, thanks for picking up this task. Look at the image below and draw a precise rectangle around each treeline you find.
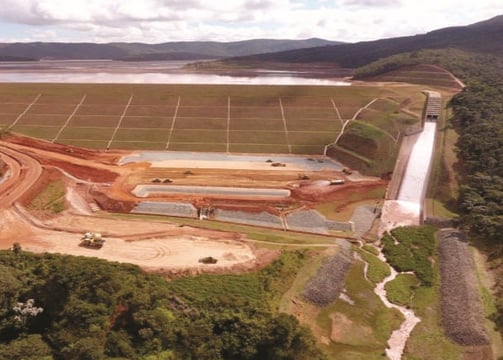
[356,49,503,331]
[0,249,325,360]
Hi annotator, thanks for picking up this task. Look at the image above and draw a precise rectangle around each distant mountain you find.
[0,38,342,61]
[218,15,503,68]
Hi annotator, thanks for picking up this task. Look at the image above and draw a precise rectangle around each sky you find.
[0,0,501,43]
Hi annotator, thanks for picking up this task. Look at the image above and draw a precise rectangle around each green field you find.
[0,83,423,155]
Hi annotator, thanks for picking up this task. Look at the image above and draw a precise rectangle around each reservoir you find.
[0,60,350,86]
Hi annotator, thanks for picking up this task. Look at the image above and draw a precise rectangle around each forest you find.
[0,249,325,360]
[356,48,503,332]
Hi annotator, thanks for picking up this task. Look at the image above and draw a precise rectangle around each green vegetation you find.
[381,226,436,286]
[0,249,326,360]
[356,48,503,335]
[28,180,66,213]
[375,226,462,358]
[385,274,419,307]
[403,277,462,359]
[317,261,403,359]
[0,82,423,156]
[356,247,390,284]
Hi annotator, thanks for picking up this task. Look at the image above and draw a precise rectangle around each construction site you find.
[0,81,454,271]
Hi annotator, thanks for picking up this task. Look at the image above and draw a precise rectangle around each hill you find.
[0,38,342,61]
[216,15,503,68]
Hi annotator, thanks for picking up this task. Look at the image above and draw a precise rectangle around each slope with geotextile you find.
[301,243,353,306]
[438,229,490,346]
[333,121,399,175]
[1,83,423,159]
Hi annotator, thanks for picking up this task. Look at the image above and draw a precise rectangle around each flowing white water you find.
[397,122,437,204]
[376,250,420,360]
[379,121,437,234]
[361,248,421,360]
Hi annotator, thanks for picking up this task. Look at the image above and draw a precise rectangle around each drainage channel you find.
[363,246,421,360]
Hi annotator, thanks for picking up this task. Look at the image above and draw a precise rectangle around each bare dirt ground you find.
[0,206,259,273]
[0,138,264,273]
[0,135,384,274]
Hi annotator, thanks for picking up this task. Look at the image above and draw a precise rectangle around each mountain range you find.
[219,15,503,68]
[0,38,341,61]
[0,15,500,68]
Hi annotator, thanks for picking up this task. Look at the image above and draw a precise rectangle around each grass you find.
[77,104,126,116]
[471,247,503,357]
[121,116,174,128]
[11,125,60,140]
[0,82,427,159]
[110,141,166,150]
[59,139,110,149]
[168,142,227,152]
[17,114,69,126]
[69,115,120,127]
[356,247,390,284]
[286,119,340,132]
[381,226,436,286]
[385,274,420,307]
[229,130,287,144]
[0,103,37,114]
[290,145,326,154]
[28,179,66,213]
[365,65,461,89]
[125,105,176,116]
[229,143,291,153]
[376,226,463,359]
[28,104,75,115]
[113,128,171,142]
[60,127,115,141]
[289,131,335,146]
[167,250,308,312]
[229,119,285,131]
[178,105,227,117]
[174,117,226,129]
[170,129,227,143]
[316,261,404,359]
[426,107,460,218]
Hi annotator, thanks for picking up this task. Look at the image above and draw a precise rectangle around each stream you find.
[366,247,421,360]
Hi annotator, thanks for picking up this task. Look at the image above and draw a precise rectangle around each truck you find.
[329,179,345,185]
[80,232,105,249]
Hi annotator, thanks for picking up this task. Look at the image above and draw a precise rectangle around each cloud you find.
[0,0,500,43]
[341,0,401,7]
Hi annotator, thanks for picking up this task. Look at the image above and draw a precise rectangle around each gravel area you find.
[285,209,329,234]
[438,229,489,346]
[326,220,353,232]
[132,201,198,218]
[302,241,353,306]
[120,151,343,171]
[350,205,380,238]
[213,209,283,229]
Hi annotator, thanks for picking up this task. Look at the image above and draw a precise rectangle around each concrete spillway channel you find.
[376,91,441,358]
[380,120,438,231]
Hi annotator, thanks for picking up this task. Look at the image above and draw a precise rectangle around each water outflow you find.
[379,121,437,233]
[397,121,437,206]
[373,250,421,360]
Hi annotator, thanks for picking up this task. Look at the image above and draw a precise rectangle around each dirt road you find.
[0,142,43,209]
